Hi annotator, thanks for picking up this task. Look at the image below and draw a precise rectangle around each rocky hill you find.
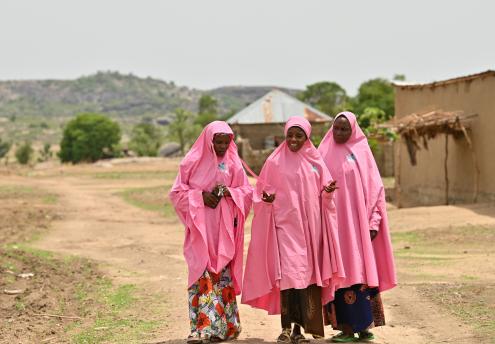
[0,71,300,118]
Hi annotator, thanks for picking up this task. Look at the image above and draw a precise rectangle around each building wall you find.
[373,140,395,178]
[231,122,331,150]
[394,74,495,207]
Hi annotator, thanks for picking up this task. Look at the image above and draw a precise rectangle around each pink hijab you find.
[242,117,345,314]
[169,121,253,294]
[318,112,396,292]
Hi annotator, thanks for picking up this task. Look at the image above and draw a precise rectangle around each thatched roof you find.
[383,110,477,166]
[387,110,480,204]
[385,110,477,138]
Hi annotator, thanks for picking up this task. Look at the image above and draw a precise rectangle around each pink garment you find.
[169,121,253,294]
[242,117,345,315]
[318,112,396,292]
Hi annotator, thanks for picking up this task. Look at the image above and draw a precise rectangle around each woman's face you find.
[286,126,307,152]
[332,116,352,144]
[213,133,231,157]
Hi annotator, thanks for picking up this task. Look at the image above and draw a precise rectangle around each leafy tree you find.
[15,142,34,165]
[168,108,199,155]
[357,107,387,133]
[59,113,121,163]
[298,81,348,116]
[38,143,53,162]
[198,95,218,115]
[0,138,12,159]
[128,123,163,157]
[352,78,394,120]
[195,95,219,127]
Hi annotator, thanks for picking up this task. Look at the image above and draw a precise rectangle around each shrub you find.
[15,142,34,165]
[59,113,121,163]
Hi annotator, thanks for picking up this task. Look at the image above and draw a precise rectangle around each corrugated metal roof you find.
[227,89,332,124]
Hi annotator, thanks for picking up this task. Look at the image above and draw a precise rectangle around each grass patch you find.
[71,281,158,343]
[392,226,495,255]
[0,184,58,205]
[90,171,176,180]
[418,283,495,339]
[118,185,176,219]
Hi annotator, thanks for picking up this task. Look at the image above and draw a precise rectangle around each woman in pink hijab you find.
[242,116,344,343]
[169,121,253,343]
[318,112,396,343]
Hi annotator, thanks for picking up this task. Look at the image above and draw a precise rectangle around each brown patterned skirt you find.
[280,284,324,337]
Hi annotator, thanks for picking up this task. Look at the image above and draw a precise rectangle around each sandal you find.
[331,332,357,343]
[358,331,374,342]
[187,332,203,344]
[277,328,292,343]
[290,334,310,343]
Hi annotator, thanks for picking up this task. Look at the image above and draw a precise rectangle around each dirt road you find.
[5,162,490,343]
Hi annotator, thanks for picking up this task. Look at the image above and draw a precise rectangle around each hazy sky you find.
[1,0,494,94]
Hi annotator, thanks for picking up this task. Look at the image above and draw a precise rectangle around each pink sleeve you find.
[369,206,382,231]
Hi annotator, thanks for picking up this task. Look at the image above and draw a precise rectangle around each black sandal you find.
[290,334,310,344]
[277,328,292,343]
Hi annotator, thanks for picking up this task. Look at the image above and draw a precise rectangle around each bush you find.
[0,138,11,159]
[59,113,121,163]
[15,142,34,165]
[38,143,53,162]
[128,123,163,157]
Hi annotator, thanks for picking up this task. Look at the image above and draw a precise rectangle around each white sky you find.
[0,0,494,95]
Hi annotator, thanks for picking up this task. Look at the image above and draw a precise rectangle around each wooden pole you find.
[396,136,402,208]
[444,134,449,205]
[460,126,480,203]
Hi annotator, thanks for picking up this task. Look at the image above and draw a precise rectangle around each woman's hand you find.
[212,184,231,198]
[370,230,378,241]
[202,191,220,208]
[324,180,338,193]
[262,191,275,203]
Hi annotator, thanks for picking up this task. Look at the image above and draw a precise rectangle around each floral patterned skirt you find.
[188,267,241,340]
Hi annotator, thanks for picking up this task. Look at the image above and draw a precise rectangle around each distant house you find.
[392,70,495,207]
[227,89,332,172]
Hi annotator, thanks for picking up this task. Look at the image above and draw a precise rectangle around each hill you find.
[0,71,300,118]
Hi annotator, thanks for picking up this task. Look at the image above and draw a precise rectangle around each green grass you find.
[392,226,495,255]
[0,185,58,204]
[90,171,176,180]
[71,281,158,344]
[418,283,495,340]
[118,185,176,219]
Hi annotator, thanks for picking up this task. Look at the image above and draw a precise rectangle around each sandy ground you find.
[2,159,494,343]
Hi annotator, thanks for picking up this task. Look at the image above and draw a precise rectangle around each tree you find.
[0,138,11,159]
[168,108,199,155]
[298,81,348,116]
[198,94,218,115]
[128,123,163,157]
[59,113,121,163]
[357,107,387,133]
[38,143,53,162]
[352,78,394,120]
[195,95,219,127]
[15,142,34,165]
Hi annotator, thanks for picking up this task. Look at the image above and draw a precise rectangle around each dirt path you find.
[4,173,484,343]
